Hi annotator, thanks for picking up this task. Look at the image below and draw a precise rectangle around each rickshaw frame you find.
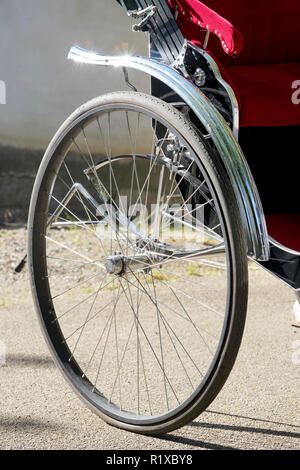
[68,0,300,292]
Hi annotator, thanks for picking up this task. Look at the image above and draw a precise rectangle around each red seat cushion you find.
[172,1,300,66]
[167,0,244,56]
[224,62,300,127]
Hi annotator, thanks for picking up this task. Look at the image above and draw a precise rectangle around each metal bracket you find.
[172,41,207,86]
[129,5,158,32]
[171,41,189,78]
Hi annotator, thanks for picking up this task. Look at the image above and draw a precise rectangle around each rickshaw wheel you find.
[28,91,248,435]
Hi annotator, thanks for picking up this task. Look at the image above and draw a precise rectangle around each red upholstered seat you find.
[168,0,300,127]
[167,0,244,57]
[225,62,300,127]
[266,214,300,252]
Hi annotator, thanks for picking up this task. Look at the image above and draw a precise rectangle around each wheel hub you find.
[105,255,125,276]
[105,252,161,276]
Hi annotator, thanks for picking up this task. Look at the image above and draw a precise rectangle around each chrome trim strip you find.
[268,236,300,256]
[68,46,269,261]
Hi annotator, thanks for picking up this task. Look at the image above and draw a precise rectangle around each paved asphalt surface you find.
[0,229,299,450]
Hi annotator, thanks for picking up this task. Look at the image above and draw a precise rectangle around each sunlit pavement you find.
[0,229,299,450]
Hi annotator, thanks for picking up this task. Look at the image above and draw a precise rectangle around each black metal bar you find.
[115,0,138,12]
[116,0,185,64]
[152,0,184,52]
[136,0,177,62]
[138,0,184,61]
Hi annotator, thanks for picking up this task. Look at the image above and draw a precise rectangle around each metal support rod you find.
[122,67,137,92]
[203,31,211,50]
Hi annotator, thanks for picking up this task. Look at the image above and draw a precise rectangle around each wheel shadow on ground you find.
[3,353,55,369]
[156,410,300,449]
[156,433,238,450]
[0,415,68,432]
[203,410,300,433]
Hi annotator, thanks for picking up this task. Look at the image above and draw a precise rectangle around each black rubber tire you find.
[28,91,248,435]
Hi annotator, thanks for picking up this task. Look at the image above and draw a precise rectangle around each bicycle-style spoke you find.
[118,277,180,407]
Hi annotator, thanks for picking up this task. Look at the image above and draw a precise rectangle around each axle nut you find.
[105,255,124,275]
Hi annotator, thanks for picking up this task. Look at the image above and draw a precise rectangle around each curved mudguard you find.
[68,46,270,261]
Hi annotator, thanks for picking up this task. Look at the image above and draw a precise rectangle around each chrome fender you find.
[68,46,269,261]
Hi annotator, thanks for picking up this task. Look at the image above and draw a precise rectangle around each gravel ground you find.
[0,228,299,450]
